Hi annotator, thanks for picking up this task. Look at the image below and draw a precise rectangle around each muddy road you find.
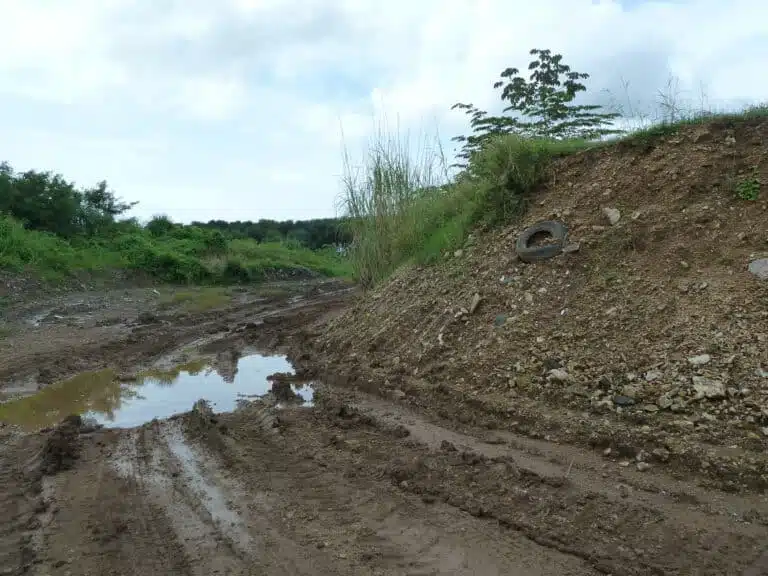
[2,281,768,575]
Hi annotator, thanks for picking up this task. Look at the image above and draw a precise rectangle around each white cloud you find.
[0,0,765,222]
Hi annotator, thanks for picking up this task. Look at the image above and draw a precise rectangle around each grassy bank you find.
[0,215,351,284]
[341,106,767,287]
[341,132,590,286]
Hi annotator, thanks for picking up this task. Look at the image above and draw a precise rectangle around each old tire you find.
[515,220,569,263]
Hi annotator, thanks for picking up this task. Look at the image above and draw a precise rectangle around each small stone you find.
[563,242,581,254]
[603,447,612,456]
[692,376,726,400]
[761,427,768,437]
[645,370,663,382]
[618,484,630,498]
[524,293,534,304]
[749,259,768,280]
[392,389,406,400]
[693,128,713,144]
[602,207,621,226]
[657,394,674,409]
[493,314,507,327]
[652,448,670,462]
[636,462,651,472]
[547,369,570,383]
[688,354,712,366]
[619,460,630,468]
[612,395,636,407]
[454,249,464,258]
[469,293,482,314]
[642,404,660,413]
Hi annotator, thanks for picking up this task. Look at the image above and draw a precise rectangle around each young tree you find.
[451,48,623,167]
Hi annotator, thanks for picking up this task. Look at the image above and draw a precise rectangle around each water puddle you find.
[0,352,313,431]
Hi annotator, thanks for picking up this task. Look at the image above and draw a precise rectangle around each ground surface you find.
[0,280,767,576]
[3,119,768,575]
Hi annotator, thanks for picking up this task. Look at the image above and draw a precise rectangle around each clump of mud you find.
[26,414,83,479]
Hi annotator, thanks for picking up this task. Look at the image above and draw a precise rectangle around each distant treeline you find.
[0,161,351,252]
[191,218,352,250]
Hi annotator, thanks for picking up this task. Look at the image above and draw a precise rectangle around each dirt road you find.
[2,281,768,575]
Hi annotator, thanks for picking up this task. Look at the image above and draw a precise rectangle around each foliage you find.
[191,217,352,250]
[0,162,136,237]
[451,48,623,167]
[340,128,589,287]
[340,129,454,286]
[735,171,760,201]
[0,214,351,284]
[0,160,352,284]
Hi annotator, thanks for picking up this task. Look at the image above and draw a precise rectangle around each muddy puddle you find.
[0,352,313,431]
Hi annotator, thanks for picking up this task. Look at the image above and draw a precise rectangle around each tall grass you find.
[340,129,590,287]
[341,128,452,285]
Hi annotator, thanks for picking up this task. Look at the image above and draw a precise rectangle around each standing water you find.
[0,353,314,431]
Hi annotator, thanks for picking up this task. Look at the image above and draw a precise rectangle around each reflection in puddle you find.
[0,353,314,431]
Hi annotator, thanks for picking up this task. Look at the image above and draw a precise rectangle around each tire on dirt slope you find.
[515,220,569,263]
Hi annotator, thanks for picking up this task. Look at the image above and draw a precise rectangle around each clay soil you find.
[0,277,765,575]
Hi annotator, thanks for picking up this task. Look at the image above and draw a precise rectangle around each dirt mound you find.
[305,117,768,491]
[36,414,83,475]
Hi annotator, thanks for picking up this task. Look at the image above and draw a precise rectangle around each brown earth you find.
[299,117,768,495]
[2,117,768,575]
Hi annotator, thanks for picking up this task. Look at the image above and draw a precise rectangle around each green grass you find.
[609,103,768,151]
[341,129,591,286]
[0,215,352,285]
[159,287,233,312]
[340,105,767,288]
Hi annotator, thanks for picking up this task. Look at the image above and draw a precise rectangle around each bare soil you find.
[0,277,765,575]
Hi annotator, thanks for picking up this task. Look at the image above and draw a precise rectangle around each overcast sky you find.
[0,0,765,223]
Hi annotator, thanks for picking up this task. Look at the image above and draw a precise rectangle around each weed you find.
[161,288,232,312]
[735,171,760,201]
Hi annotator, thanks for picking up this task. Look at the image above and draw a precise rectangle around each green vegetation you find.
[192,217,351,250]
[158,287,233,312]
[451,48,622,168]
[0,163,351,284]
[341,47,766,287]
[735,171,761,201]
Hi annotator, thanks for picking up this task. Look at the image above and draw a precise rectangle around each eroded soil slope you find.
[297,118,768,494]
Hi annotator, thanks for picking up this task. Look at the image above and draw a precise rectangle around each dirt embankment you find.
[293,119,768,492]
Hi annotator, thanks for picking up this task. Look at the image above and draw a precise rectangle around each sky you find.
[0,0,766,224]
